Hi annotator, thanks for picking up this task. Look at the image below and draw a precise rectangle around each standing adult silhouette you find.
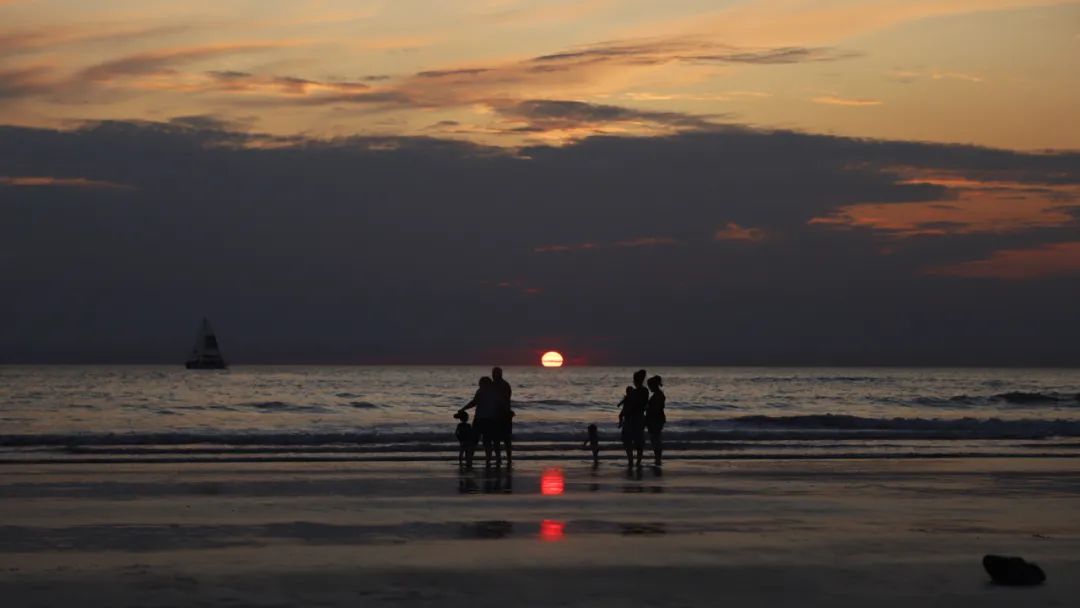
[645,375,666,466]
[458,377,503,466]
[618,369,649,468]
[492,367,513,466]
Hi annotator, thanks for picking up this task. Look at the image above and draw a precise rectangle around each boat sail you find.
[185,318,228,369]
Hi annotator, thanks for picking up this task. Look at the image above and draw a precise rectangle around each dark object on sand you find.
[983,554,1046,586]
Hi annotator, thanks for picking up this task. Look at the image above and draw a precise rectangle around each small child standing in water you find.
[583,423,600,462]
[454,411,474,467]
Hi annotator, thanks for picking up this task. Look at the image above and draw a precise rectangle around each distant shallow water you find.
[2,366,1079,462]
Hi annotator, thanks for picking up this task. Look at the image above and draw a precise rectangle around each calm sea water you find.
[2,366,1079,461]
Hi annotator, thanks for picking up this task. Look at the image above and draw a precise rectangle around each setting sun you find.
[541,351,564,367]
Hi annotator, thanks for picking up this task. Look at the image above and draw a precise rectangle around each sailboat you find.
[185,318,228,369]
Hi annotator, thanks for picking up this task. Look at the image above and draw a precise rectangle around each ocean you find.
[2,366,1079,463]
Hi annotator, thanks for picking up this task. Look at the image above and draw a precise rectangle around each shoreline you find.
[5,451,1080,466]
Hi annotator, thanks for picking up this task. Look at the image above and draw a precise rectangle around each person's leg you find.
[649,428,662,464]
[481,424,493,466]
[652,427,660,466]
[493,438,503,466]
[504,421,513,466]
[634,425,644,467]
[471,428,480,468]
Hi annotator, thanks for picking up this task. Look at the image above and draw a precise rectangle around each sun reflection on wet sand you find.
[541,467,565,496]
[539,519,565,542]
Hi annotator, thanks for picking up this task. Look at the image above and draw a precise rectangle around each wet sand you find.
[2,458,1079,606]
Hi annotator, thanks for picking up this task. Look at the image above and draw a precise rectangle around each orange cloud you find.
[301,38,848,114]
[348,35,439,51]
[534,236,677,253]
[534,242,601,253]
[232,37,839,140]
[925,241,1080,279]
[932,71,983,83]
[812,95,883,107]
[614,237,677,247]
[810,172,1079,237]
[0,23,191,54]
[76,43,291,83]
[631,0,1065,47]
[493,98,715,139]
[0,64,56,96]
[204,71,370,96]
[715,222,766,241]
[493,279,544,295]
[0,176,134,190]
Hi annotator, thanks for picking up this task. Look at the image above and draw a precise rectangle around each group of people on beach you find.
[454,367,666,469]
[455,367,514,467]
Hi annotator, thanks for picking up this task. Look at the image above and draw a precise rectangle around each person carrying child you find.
[458,376,504,466]
[618,370,649,468]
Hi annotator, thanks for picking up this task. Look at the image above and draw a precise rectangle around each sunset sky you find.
[3,0,1078,147]
[2,0,1078,364]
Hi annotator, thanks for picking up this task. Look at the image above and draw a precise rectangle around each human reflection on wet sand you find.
[588,463,601,492]
[465,520,514,539]
[619,522,667,535]
[457,467,513,494]
[622,465,664,493]
[483,468,513,493]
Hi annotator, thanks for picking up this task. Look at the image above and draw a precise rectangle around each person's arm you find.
[458,393,479,414]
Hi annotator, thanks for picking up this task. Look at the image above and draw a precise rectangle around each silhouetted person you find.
[492,366,513,466]
[583,423,600,462]
[458,376,503,466]
[615,386,633,465]
[454,410,475,467]
[645,375,666,466]
[618,370,649,468]
[615,386,632,418]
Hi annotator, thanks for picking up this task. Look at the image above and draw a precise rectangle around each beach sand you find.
[2,458,1078,606]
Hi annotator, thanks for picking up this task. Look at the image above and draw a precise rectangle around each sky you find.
[2,0,1079,365]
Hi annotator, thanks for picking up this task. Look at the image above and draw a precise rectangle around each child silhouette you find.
[454,410,475,467]
[583,423,600,463]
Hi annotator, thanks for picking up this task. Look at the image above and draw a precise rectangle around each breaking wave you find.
[4,414,1080,449]
[906,392,1080,408]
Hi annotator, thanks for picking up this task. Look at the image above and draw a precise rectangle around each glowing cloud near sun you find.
[541,351,564,367]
